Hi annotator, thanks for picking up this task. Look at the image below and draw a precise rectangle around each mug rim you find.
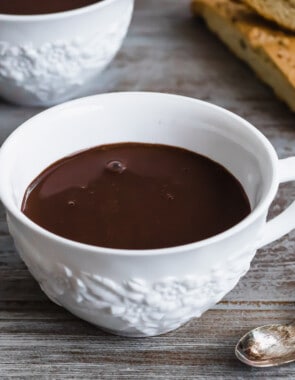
[0,0,119,22]
[0,92,279,256]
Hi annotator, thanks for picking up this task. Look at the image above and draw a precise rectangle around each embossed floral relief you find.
[21,251,251,336]
[0,5,132,103]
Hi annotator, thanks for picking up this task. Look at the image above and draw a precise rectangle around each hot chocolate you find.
[0,0,101,15]
[22,143,251,249]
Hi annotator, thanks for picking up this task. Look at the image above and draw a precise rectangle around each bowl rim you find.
[0,92,279,256]
[0,0,123,22]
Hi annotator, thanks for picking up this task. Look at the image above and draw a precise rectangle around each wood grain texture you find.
[1,0,295,378]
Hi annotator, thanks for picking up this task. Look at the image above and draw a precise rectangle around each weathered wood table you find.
[1,0,295,378]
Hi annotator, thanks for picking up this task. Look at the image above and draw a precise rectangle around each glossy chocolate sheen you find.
[0,0,101,15]
[22,143,251,250]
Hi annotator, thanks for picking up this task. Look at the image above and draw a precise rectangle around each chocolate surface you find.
[22,143,251,249]
[0,0,101,15]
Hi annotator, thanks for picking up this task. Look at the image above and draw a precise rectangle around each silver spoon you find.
[235,320,295,367]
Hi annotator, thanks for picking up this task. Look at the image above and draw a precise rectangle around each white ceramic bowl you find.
[1,92,295,337]
[0,0,134,106]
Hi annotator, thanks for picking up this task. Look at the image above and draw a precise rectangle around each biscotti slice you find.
[244,0,295,32]
[192,0,295,111]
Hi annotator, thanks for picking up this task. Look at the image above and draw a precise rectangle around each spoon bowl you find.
[235,321,295,367]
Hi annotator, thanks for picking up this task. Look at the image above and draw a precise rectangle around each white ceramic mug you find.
[0,92,294,337]
[0,0,134,106]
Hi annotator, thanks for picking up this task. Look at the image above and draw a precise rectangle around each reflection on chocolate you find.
[22,143,251,249]
[0,0,101,15]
